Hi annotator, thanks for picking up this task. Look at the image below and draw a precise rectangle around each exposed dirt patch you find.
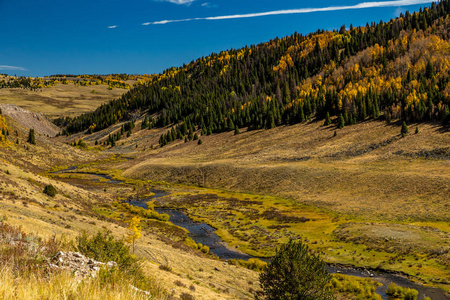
[0,104,59,137]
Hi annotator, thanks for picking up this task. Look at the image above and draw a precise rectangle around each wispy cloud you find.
[158,0,196,5]
[0,65,27,71]
[108,25,118,29]
[143,0,434,25]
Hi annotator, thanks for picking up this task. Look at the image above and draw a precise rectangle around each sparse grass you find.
[0,264,163,300]
[0,221,166,299]
[0,84,127,119]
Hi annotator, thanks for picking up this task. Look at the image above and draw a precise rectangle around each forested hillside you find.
[63,0,450,145]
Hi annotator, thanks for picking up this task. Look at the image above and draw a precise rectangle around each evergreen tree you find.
[324,112,331,126]
[401,121,408,137]
[27,129,36,145]
[198,139,202,145]
[258,240,334,300]
[337,114,345,129]
[234,126,240,135]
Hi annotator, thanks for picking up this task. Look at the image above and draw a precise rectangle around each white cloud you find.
[107,25,118,29]
[143,0,434,25]
[158,0,196,5]
[0,65,27,71]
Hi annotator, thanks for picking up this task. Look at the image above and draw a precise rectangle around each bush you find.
[75,230,151,290]
[200,245,209,254]
[159,264,172,272]
[386,282,418,300]
[43,185,57,197]
[229,258,267,271]
[180,293,195,300]
[258,240,335,300]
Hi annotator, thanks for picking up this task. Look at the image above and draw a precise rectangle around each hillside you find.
[63,1,450,140]
[0,1,449,299]
[0,113,259,299]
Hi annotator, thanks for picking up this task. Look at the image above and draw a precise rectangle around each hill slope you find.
[64,0,450,141]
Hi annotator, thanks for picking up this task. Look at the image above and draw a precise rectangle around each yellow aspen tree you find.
[127,216,142,253]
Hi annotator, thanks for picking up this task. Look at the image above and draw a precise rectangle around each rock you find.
[48,251,116,279]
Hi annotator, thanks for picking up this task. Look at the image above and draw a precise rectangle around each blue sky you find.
[0,0,435,77]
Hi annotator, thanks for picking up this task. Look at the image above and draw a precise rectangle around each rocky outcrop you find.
[48,251,117,278]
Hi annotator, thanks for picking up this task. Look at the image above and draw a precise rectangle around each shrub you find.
[229,258,267,271]
[75,230,135,269]
[174,280,186,287]
[258,240,335,300]
[77,139,87,148]
[200,245,209,254]
[159,264,172,272]
[43,185,57,197]
[386,282,418,300]
[75,230,152,290]
[180,293,195,300]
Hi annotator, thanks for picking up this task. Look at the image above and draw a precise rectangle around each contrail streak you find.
[142,0,434,25]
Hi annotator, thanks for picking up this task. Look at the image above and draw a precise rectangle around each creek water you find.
[54,168,449,300]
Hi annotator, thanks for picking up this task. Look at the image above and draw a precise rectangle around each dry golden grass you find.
[0,84,127,119]
[0,115,258,299]
[0,265,163,300]
[122,120,450,222]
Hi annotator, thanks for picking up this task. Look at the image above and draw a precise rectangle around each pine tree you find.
[27,129,36,145]
[415,126,419,134]
[234,126,240,135]
[401,121,408,137]
[198,139,203,145]
[338,114,345,129]
[324,112,331,126]
[258,240,335,300]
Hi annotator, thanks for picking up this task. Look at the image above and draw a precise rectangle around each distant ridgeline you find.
[63,0,450,143]
[0,74,153,92]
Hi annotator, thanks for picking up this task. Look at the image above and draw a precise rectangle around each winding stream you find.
[54,168,449,300]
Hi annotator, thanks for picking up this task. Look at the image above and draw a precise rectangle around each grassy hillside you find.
[63,1,450,140]
[0,74,131,120]
[0,113,260,299]
[0,1,449,298]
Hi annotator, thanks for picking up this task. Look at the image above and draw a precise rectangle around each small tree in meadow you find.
[258,240,335,300]
[127,217,142,253]
[401,121,408,137]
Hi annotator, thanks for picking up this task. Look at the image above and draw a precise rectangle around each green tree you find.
[337,114,345,129]
[324,112,331,126]
[234,126,240,135]
[198,139,202,145]
[401,121,408,137]
[258,240,335,300]
[27,129,36,145]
